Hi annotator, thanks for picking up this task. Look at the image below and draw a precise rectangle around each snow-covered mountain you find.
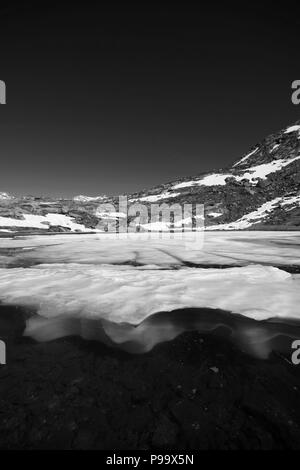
[0,121,299,233]
[128,121,300,230]
[0,192,13,200]
[73,195,107,203]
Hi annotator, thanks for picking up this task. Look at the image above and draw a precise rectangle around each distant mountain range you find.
[1,121,300,233]
[73,195,108,203]
[0,192,12,200]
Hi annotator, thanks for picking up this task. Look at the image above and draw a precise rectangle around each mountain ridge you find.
[0,121,299,233]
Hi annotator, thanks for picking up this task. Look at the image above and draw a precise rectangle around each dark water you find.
[1,303,300,359]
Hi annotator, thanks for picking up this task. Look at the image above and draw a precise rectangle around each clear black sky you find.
[0,1,299,197]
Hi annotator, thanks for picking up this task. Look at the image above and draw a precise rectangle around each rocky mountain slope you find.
[73,195,108,203]
[0,121,299,233]
[0,192,12,201]
[128,122,300,230]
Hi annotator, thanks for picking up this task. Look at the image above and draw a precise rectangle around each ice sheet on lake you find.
[0,231,299,267]
[0,232,299,327]
[0,263,299,324]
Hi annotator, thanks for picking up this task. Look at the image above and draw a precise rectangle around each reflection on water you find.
[23,308,300,359]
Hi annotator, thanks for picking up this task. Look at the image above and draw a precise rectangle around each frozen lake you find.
[0,231,299,357]
[0,230,299,267]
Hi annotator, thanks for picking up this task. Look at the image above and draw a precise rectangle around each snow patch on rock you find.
[233,147,259,167]
[0,263,298,325]
[208,194,300,230]
[0,213,100,232]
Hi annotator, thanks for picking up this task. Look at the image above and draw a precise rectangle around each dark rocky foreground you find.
[1,307,300,450]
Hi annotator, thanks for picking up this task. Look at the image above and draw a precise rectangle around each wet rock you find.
[1,331,300,449]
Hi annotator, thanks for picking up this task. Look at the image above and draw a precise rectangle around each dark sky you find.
[0,1,299,198]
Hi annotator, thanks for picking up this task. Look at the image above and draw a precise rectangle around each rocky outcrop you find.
[127,121,300,229]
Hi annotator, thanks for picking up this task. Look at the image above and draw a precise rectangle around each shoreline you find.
[1,306,300,449]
